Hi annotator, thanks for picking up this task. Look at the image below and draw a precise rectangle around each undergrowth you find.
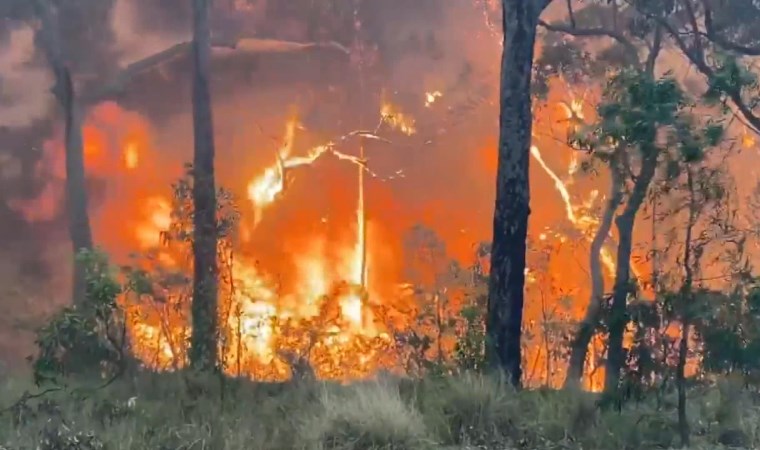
[2,371,759,449]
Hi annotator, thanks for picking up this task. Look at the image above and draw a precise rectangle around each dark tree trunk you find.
[486,0,544,388]
[32,0,94,306]
[61,72,94,305]
[564,152,622,389]
[604,152,658,395]
[677,167,697,448]
[189,0,219,372]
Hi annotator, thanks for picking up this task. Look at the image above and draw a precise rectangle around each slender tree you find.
[537,1,666,390]
[486,0,552,387]
[189,0,219,372]
[31,0,94,305]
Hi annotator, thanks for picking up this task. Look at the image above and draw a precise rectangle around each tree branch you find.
[565,0,576,28]
[645,24,663,75]
[30,0,68,102]
[637,1,760,134]
[701,0,760,56]
[537,19,640,66]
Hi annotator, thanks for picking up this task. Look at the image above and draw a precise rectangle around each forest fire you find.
[2,0,744,396]
[6,2,760,448]
[6,71,619,386]
[105,101,430,381]
[87,73,615,384]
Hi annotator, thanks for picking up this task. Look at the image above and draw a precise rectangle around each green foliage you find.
[692,284,760,376]
[31,249,125,387]
[573,69,726,176]
[704,53,759,104]
[164,163,241,246]
[454,305,486,373]
[533,35,595,98]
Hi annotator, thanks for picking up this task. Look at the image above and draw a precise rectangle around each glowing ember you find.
[424,91,443,108]
[124,142,139,170]
[135,196,172,249]
[380,100,416,136]
[743,130,756,149]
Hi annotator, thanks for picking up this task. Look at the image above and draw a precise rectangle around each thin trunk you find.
[677,167,697,448]
[486,0,541,388]
[62,76,94,304]
[602,33,662,397]
[564,154,622,389]
[604,152,658,395]
[32,0,93,305]
[189,0,219,372]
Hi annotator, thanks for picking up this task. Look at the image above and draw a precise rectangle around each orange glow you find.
[14,1,725,389]
[124,142,139,170]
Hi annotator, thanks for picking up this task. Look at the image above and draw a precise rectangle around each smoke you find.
[110,0,190,63]
[0,26,52,128]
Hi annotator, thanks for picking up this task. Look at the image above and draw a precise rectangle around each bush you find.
[31,249,126,387]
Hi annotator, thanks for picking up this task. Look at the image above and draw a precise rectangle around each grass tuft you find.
[297,381,434,450]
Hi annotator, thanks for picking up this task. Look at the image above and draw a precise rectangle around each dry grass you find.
[2,371,760,449]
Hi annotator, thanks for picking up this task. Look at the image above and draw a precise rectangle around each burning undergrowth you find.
[111,102,481,381]
[0,0,663,388]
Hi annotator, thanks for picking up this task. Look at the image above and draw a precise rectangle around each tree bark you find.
[677,166,697,448]
[486,0,544,388]
[32,0,93,305]
[61,73,94,305]
[564,152,622,389]
[189,0,219,372]
[604,152,658,395]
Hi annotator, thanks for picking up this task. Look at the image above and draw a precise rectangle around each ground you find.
[1,370,759,449]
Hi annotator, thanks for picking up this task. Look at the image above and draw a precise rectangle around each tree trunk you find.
[604,152,658,395]
[189,0,219,372]
[32,0,94,305]
[564,154,622,389]
[486,0,541,388]
[61,72,94,305]
[677,166,697,448]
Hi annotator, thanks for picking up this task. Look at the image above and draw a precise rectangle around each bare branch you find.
[645,24,663,75]
[701,0,760,56]
[566,0,576,28]
[635,1,760,135]
[537,19,641,66]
